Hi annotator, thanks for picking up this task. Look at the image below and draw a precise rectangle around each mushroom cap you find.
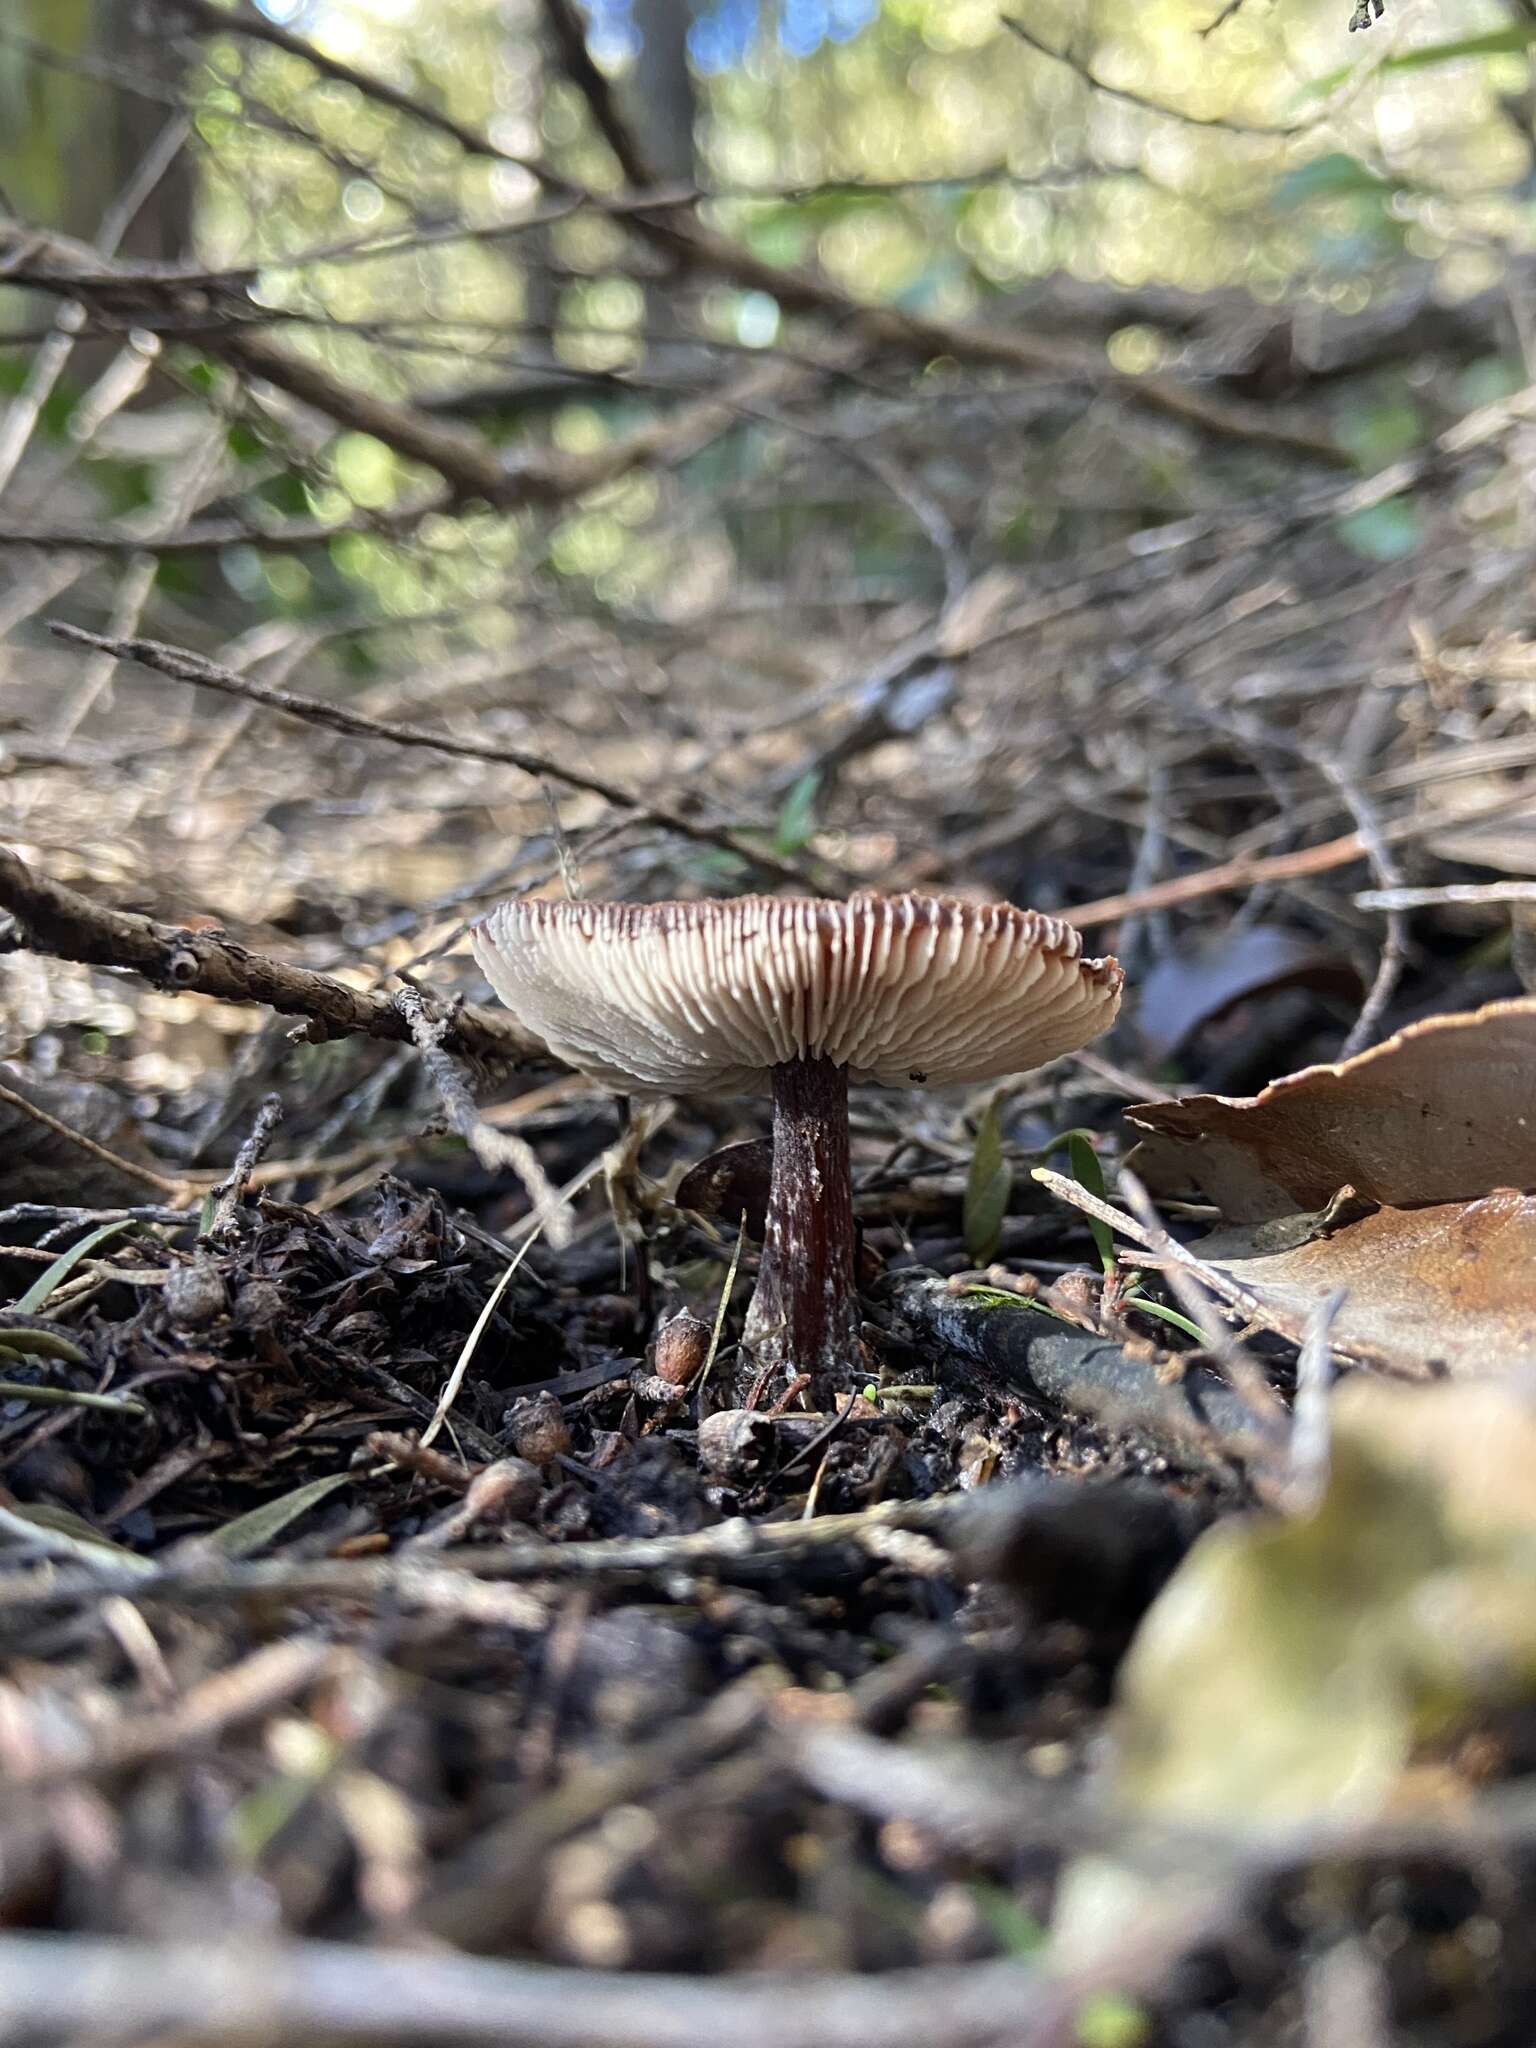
[472,892,1122,1094]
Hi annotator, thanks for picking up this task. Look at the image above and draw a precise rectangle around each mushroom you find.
[472,893,1122,1392]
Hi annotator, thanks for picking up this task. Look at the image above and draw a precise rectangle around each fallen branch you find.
[0,1938,1055,2048]
[0,846,542,1065]
[894,1272,1275,1470]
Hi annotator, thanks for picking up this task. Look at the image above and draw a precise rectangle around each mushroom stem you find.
[743,1053,863,1388]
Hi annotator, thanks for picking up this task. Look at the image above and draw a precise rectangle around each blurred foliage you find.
[124,0,1531,639]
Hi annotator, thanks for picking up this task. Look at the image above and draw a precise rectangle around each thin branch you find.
[0,1496,964,1620]
[46,624,817,888]
[1064,780,1536,928]
[201,1092,283,1238]
[1312,752,1409,1058]
[1002,15,1312,137]
[157,0,559,183]
[0,1076,186,1200]
[394,989,573,1247]
[539,0,656,188]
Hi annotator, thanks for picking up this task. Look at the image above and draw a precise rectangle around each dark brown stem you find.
[743,1056,862,1391]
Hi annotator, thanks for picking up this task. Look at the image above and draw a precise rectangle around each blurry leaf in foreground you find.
[1117,1379,1536,1825]
[964,1095,1012,1266]
[1128,998,1536,1221]
[1054,1380,1536,1962]
[1136,925,1363,1063]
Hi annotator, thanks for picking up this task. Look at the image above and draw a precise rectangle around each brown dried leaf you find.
[1425,778,1536,875]
[0,1060,157,1208]
[1127,998,1536,1221]
[1197,1190,1536,1377]
[675,1138,774,1239]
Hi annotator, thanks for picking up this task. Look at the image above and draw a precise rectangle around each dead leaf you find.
[1117,1378,1536,1826]
[1425,777,1536,875]
[1127,998,1536,1221]
[1196,1190,1536,1377]
[0,1060,159,1208]
[676,1138,774,1239]
[1053,1378,1536,1967]
[1137,925,1363,1063]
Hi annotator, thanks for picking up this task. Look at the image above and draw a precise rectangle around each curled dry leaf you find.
[1124,999,1536,1377]
[675,1138,774,1239]
[1127,997,1536,1221]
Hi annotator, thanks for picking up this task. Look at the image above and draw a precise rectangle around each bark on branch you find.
[0,847,541,1066]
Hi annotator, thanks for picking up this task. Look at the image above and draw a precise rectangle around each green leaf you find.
[968,1880,1048,1956]
[1381,24,1536,70]
[958,1284,1078,1325]
[226,421,266,465]
[1336,392,1424,468]
[773,769,821,856]
[1075,1992,1151,2048]
[1067,1133,1116,1276]
[1123,1293,1207,1346]
[0,1321,88,1365]
[38,388,78,442]
[0,1378,143,1416]
[963,1095,1012,1266]
[1274,151,1390,208]
[1337,499,1423,563]
[0,1503,154,1575]
[208,1471,351,1558]
[14,1218,140,1314]
[1303,23,1536,96]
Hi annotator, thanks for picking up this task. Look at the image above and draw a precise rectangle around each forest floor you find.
[5,134,1536,2043]
[3,813,1535,2047]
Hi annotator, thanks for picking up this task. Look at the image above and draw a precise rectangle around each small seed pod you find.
[1043,1271,1099,1326]
[504,1389,572,1467]
[696,1408,774,1481]
[164,1255,227,1330]
[461,1455,542,1525]
[653,1308,711,1388]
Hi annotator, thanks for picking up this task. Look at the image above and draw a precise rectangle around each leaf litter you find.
[1122,996,1536,1374]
